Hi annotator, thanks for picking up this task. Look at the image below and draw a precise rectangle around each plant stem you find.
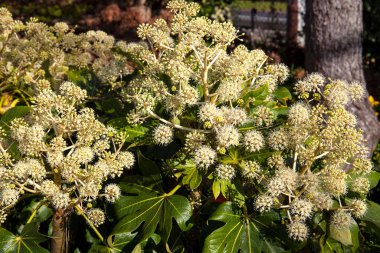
[51,208,66,253]
[75,205,104,242]
[166,184,182,197]
[26,201,47,224]
[147,109,211,133]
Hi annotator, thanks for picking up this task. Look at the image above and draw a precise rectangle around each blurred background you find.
[1,0,380,168]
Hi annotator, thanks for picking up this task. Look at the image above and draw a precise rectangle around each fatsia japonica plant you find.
[1,0,380,253]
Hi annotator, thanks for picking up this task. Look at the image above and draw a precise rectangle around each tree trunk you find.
[305,0,380,153]
[51,209,66,253]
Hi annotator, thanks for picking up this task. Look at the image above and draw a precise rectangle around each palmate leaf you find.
[361,200,380,239]
[111,181,192,250]
[89,233,160,253]
[203,202,261,253]
[0,223,49,253]
[203,202,287,253]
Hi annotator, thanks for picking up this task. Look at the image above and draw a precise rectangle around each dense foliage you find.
[0,1,380,252]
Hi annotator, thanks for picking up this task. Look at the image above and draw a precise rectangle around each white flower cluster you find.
[0,82,133,227]
[0,7,130,97]
[120,0,371,242]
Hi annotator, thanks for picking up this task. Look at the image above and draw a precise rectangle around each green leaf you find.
[0,223,49,253]
[361,201,380,239]
[178,160,202,190]
[203,202,264,253]
[328,217,359,248]
[0,106,30,128]
[212,180,221,200]
[111,183,192,247]
[137,150,162,186]
[67,69,88,85]
[273,87,292,100]
[272,107,289,117]
[367,171,380,189]
[90,233,160,253]
[242,84,269,102]
[108,118,149,143]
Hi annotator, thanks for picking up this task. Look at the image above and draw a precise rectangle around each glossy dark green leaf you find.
[108,118,149,143]
[178,160,202,190]
[137,150,162,186]
[273,87,292,100]
[361,200,380,239]
[242,84,269,102]
[112,183,192,246]
[0,106,30,129]
[0,223,49,253]
[203,202,263,253]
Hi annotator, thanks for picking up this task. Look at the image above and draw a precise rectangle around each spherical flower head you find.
[221,107,248,126]
[54,22,69,33]
[47,151,64,167]
[185,131,206,151]
[72,147,94,164]
[241,160,261,181]
[266,177,286,197]
[306,73,325,89]
[330,210,352,229]
[309,191,333,211]
[266,63,289,84]
[326,80,350,108]
[268,128,288,151]
[243,130,264,152]
[79,182,100,200]
[153,124,174,146]
[52,192,70,209]
[294,80,312,99]
[27,159,46,182]
[198,103,221,124]
[350,177,370,195]
[348,81,364,101]
[288,103,309,125]
[267,153,285,169]
[0,188,19,206]
[321,167,347,197]
[216,125,240,149]
[12,160,30,180]
[41,180,60,197]
[252,106,274,127]
[287,221,309,241]
[92,139,111,155]
[87,208,106,227]
[353,158,373,174]
[217,80,241,102]
[290,199,314,221]
[117,151,135,169]
[59,81,87,103]
[275,167,298,190]
[215,164,235,180]
[349,199,367,218]
[254,194,273,213]
[104,184,121,203]
[194,145,217,169]
[178,85,199,105]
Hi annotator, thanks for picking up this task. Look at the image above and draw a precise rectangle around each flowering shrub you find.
[0,1,380,252]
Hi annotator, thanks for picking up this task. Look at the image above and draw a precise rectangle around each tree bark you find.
[51,209,66,253]
[305,0,380,153]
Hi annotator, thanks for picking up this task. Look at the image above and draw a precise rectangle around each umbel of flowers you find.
[0,81,134,248]
[120,0,372,242]
[0,0,376,251]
